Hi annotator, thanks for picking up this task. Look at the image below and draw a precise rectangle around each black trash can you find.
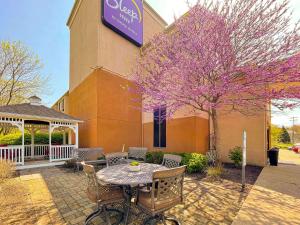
[268,148,279,166]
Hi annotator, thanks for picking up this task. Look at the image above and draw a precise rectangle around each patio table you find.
[96,163,167,224]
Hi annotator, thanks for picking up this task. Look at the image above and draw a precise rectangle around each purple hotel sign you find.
[102,0,143,47]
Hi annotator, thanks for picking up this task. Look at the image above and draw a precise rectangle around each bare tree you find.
[0,41,47,106]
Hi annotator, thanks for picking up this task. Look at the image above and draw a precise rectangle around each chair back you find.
[82,162,99,201]
[106,152,128,167]
[128,147,148,161]
[72,148,79,159]
[76,148,104,161]
[162,154,182,168]
[151,166,186,207]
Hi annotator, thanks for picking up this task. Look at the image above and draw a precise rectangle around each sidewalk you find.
[232,164,300,225]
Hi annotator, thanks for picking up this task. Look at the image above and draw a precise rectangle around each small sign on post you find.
[242,130,247,191]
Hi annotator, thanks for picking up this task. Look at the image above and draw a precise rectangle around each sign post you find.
[242,130,247,191]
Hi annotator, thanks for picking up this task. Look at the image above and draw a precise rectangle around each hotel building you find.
[53,0,270,166]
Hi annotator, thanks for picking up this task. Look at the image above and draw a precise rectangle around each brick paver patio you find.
[1,166,258,225]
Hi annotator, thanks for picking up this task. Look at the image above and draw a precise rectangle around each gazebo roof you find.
[0,103,82,123]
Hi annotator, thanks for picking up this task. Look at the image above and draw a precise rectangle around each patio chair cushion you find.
[138,190,181,211]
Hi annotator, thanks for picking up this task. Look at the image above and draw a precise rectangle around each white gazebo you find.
[0,96,82,169]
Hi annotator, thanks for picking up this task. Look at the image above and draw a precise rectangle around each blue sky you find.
[0,0,299,126]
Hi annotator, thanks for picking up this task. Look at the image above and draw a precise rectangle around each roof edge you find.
[67,0,82,27]
[0,111,83,123]
[51,91,69,108]
[67,0,168,27]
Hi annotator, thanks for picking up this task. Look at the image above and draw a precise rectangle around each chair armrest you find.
[138,186,152,193]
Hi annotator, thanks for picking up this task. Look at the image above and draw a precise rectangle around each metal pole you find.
[242,130,247,191]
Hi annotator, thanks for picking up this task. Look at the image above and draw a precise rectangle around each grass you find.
[272,142,293,150]
[206,164,224,181]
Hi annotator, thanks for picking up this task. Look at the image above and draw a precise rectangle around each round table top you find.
[96,163,167,186]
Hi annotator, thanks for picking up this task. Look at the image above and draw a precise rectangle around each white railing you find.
[50,145,75,162]
[24,145,49,159]
[0,146,23,165]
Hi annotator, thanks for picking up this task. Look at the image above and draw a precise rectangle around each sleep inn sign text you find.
[102,0,143,46]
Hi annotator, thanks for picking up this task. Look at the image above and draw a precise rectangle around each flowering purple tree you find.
[132,0,300,151]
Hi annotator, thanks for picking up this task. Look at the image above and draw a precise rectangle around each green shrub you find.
[228,146,243,167]
[146,151,208,173]
[277,126,291,144]
[0,132,64,145]
[184,153,208,173]
[64,159,76,168]
[146,151,164,164]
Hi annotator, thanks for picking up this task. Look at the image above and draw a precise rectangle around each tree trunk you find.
[210,108,218,151]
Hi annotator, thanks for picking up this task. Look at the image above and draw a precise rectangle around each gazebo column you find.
[21,120,25,165]
[31,129,35,159]
[63,131,66,145]
[68,130,72,145]
[49,122,52,162]
[75,123,79,148]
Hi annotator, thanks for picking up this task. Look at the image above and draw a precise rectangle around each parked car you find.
[292,145,300,153]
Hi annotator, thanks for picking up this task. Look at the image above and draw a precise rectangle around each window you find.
[59,99,65,112]
[154,107,166,148]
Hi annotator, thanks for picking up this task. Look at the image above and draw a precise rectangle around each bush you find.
[0,132,64,145]
[64,159,76,168]
[184,153,208,173]
[146,151,164,164]
[278,126,291,144]
[228,146,243,167]
[146,151,208,173]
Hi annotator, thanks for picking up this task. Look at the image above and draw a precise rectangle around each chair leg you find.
[84,208,102,225]
[164,216,181,225]
[123,202,130,225]
[143,215,181,225]
[143,215,158,225]
[103,206,112,225]
[107,208,124,225]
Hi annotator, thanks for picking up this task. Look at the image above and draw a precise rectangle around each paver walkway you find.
[0,173,65,225]
[232,164,300,225]
[11,166,259,225]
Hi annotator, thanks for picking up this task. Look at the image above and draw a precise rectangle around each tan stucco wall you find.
[217,110,268,166]
[69,70,99,147]
[68,0,167,92]
[69,0,99,93]
[97,69,142,152]
[143,116,209,154]
[68,69,142,153]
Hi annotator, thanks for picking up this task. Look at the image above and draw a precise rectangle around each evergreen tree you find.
[278,126,291,143]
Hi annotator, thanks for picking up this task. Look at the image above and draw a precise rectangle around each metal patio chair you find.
[162,154,182,168]
[82,162,125,225]
[106,152,128,167]
[128,147,148,162]
[136,166,186,225]
[73,148,105,172]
